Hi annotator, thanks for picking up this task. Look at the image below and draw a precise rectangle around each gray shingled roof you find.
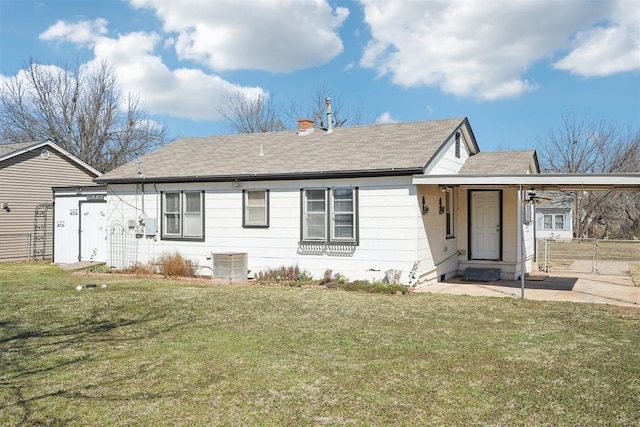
[459,150,538,174]
[97,118,469,183]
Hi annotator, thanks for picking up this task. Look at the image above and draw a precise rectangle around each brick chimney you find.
[298,118,313,131]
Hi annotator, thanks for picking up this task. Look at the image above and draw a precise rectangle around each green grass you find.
[1,263,639,426]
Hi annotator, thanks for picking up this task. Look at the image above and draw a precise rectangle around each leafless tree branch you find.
[0,59,167,172]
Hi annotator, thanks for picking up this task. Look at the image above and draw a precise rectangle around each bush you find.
[85,264,111,273]
[328,279,409,295]
[256,265,301,282]
[119,262,156,275]
[157,252,197,277]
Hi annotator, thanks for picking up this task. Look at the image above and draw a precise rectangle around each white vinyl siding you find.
[106,177,427,284]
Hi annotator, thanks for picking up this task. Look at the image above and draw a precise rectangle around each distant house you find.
[0,141,101,261]
[535,192,574,240]
[96,115,541,287]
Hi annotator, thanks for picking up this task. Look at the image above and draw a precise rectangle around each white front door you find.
[471,191,501,260]
[79,201,107,262]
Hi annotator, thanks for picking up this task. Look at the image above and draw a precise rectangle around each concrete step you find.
[463,267,501,282]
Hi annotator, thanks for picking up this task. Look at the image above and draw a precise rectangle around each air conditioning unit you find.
[212,252,248,283]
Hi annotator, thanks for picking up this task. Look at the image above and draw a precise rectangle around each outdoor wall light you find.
[232,180,240,188]
[440,185,447,193]
[2,202,10,212]
[421,196,429,215]
[439,197,445,215]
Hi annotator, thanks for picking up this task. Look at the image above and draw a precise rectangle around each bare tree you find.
[218,92,286,133]
[537,112,640,238]
[0,59,167,172]
[284,83,370,130]
[220,83,374,134]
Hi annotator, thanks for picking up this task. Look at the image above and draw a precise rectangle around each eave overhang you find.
[95,167,424,185]
[412,173,640,191]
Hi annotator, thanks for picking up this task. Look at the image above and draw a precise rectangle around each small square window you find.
[243,189,269,228]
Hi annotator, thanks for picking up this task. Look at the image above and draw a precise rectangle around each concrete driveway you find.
[419,271,640,308]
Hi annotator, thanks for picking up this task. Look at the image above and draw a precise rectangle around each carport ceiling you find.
[412,173,640,191]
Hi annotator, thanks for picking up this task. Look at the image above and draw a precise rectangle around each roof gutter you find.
[95,167,424,185]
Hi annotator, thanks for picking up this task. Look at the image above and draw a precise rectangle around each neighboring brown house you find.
[0,141,101,261]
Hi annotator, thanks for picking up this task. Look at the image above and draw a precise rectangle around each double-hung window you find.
[543,213,565,230]
[243,189,269,228]
[301,188,358,244]
[162,191,204,240]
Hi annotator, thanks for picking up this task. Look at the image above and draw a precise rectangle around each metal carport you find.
[412,173,640,298]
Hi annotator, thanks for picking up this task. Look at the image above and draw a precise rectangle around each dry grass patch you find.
[630,263,640,286]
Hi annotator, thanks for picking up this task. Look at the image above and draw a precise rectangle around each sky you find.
[0,0,638,152]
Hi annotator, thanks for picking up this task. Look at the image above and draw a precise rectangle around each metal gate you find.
[109,220,138,270]
[537,238,640,276]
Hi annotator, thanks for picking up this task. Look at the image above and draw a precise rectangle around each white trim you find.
[412,173,640,190]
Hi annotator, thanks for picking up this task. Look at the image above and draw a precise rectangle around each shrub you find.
[334,273,349,285]
[256,265,301,282]
[85,264,111,273]
[157,252,197,277]
[328,279,409,295]
[120,262,156,275]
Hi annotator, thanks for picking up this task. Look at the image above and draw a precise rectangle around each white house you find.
[95,115,540,287]
[535,192,574,240]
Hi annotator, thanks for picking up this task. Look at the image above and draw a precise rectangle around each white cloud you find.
[129,0,349,72]
[553,1,640,76]
[375,112,398,124]
[38,21,266,121]
[39,18,108,46]
[357,0,636,100]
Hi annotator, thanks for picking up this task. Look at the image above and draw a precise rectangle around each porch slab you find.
[419,271,639,308]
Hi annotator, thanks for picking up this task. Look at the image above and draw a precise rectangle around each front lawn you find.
[1,263,638,425]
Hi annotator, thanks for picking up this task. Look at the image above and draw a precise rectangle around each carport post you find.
[520,184,525,299]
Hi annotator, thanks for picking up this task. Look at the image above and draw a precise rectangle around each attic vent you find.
[212,252,248,283]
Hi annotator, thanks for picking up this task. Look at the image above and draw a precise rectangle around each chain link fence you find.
[537,238,640,276]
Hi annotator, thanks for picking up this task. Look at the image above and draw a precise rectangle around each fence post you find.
[544,238,549,273]
[593,239,598,274]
